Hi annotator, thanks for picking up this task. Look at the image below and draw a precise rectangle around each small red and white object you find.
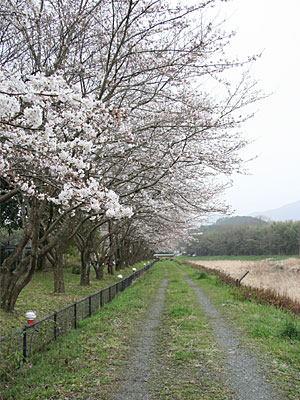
[25,311,36,325]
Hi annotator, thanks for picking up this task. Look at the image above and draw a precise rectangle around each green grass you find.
[0,263,164,399]
[0,261,149,337]
[151,261,233,399]
[177,254,298,261]
[177,262,300,399]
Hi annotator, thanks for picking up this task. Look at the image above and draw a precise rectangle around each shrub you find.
[280,319,300,340]
[197,271,208,279]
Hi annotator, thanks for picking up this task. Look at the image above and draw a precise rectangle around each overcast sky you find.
[212,0,300,216]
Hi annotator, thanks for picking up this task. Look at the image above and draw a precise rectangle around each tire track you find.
[178,267,279,400]
[109,276,168,400]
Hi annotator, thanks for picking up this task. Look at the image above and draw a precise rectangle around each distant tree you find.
[184,220,300,256]
[215,216,268,227]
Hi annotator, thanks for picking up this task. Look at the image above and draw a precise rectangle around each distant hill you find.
[251,200,300,222]
[191,216,267,233]
[215,216,267,226]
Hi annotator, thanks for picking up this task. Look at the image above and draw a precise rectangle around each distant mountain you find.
[250,200,300,222]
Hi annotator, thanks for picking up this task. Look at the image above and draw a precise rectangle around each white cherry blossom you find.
[0,71,132,219]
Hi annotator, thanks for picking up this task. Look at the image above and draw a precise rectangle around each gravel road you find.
[179,268,279,400]
[109,265,280,400]
[109,277,168,400]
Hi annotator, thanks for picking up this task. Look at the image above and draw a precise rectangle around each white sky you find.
[214,0,300,215]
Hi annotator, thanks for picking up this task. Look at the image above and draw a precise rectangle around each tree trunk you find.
[80,247,91,285]
[53,251,65,293]
[0,256,34,311]
[46,244,65,294]
[46,220,77,294]
[92,253,106,280]
[93,263,104,280]
[107,258,114,275]
[37,254,46,271]
[115,258,121,271]
[0,237,31,310]
[0,200,41,312]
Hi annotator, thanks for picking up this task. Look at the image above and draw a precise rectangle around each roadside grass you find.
[152,261,234,399]
[0,263,164,400]
[177,261,300,399]
[0,261,148,337]
[177,255,298,262]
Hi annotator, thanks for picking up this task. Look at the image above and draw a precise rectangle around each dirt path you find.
[108,263,280,400]
[178,267,279,400]
[109,277,168,400]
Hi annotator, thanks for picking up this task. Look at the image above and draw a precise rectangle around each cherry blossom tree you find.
[0,71,132,310]
[0,0,261,311]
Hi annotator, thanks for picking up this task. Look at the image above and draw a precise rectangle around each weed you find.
[197,271,208,279]
[169,305,192,318]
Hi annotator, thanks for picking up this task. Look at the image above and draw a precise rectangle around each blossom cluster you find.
[0,71,132,219]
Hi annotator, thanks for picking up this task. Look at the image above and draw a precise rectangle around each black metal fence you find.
[0,260,157,374]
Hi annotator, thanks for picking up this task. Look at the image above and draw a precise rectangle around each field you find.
[186,256,300,302]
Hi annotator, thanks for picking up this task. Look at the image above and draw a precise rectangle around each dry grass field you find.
[190,258,300,302]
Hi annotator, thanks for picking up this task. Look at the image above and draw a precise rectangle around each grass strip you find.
[178,261,300,399]
[151,260,234,399]
[0,263,164,400]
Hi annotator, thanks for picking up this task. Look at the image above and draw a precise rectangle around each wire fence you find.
[0,260,157,375]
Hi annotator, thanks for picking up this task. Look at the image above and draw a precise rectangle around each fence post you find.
[109,286,112,302]
[74,302,77,329]
[100,290,103,307]
[22,327,27,363]
[236,271,250,287]
[54,312,57,341]
[89,296,92,317]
